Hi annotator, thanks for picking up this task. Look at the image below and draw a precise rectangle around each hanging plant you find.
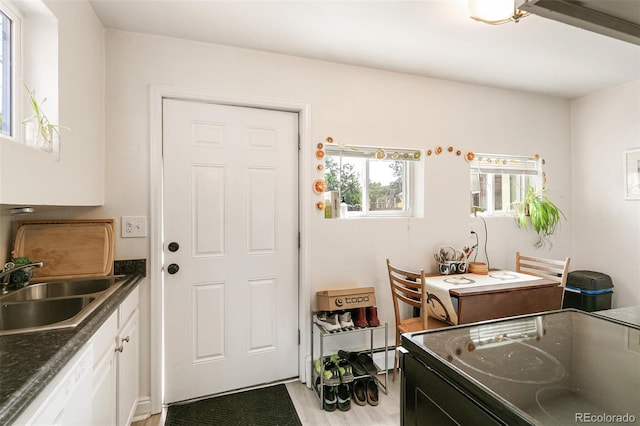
[514,185,566,248]
[22,82,66,148]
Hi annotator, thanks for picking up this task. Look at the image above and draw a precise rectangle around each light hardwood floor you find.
[132,374,400,426]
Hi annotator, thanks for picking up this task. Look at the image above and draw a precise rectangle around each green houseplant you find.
[22,82,64,150]
[515,185,566,248]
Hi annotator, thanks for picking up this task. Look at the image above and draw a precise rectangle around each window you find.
[0,0,58,153]
[470,153,541,216]
[0,4,14,137]
[324,144,421,217]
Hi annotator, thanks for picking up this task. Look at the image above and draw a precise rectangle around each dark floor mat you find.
[165,384,302,426]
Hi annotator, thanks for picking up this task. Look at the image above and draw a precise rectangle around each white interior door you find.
[162,99,299,403]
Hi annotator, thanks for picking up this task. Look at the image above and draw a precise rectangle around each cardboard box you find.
[316,287,376,311]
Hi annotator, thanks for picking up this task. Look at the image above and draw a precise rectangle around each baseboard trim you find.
[133,396,152,422]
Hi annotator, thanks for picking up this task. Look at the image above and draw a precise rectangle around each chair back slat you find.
[387,258,451,381]
[394,292,422,309]
[516,251,571,287]
[390,274,422,305]
[387,259,425,325]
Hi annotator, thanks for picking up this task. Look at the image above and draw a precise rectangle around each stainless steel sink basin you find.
[0,275,128,335]
[0,296,96,331]
[0,276,125,302]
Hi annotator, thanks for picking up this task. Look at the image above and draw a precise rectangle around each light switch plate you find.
[121,216,147,238]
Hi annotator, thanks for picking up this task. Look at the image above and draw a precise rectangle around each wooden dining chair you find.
[386,259,449,381]
[515,251,571,305]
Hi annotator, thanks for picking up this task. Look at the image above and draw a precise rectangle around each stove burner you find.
[445,335,565,384]
[535,386,606,424]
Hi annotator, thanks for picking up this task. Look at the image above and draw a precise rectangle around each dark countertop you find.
[0,274,143,425]
[594,305,640,327]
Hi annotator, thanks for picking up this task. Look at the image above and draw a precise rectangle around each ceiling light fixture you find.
[468,0,529,25]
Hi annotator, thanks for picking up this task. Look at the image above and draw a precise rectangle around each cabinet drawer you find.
[119,286,139,327]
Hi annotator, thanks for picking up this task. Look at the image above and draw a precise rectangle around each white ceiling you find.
[88,0,640,99]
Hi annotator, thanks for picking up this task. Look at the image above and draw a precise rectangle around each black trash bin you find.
[562,270,613,312]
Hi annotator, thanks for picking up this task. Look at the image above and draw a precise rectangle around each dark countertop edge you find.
[0,274,143,425]
[593,305,640,328]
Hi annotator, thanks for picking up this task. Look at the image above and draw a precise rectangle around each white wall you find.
[571,81,640,308]
[0,11,636,419]
[100,30,573,407]
[0,0,104,206]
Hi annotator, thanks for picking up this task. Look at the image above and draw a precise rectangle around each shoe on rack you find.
[366,379,379,406]
[337,350,367,376]
[323,385,338,412]
[352,307,368,328]
[337,383,351,412]
[338,311,355,330]
[314,358,333,382]
[366,306,380,327]
[337,359,354,383]
[351,379,367,406]
[315,312,342,333]
[322,361,341,387]
[357,353,379,376]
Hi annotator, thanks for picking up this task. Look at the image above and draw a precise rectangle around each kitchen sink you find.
[0,276,126,302]
[0,275,128,335]
[0,296,96,331]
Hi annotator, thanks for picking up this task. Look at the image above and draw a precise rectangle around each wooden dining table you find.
[422,270,563,325]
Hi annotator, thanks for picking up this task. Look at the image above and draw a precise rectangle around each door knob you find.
[168,242,180,252]
[167,263,180,275]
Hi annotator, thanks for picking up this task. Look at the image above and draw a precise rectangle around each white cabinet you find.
[91,287,139,426]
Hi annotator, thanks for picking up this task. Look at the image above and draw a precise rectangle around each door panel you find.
[162,99,299,403]
[193,282,225,362]
[193,165,225,256]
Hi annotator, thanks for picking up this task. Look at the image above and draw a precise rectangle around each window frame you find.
[0,0,19,141]
[470,153,542,217]
[324,144,421,218]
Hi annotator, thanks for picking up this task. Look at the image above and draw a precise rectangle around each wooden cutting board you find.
[14,219,115,282]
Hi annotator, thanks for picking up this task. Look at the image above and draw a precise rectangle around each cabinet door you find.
[117,308,139,426]
[91,312,118,426]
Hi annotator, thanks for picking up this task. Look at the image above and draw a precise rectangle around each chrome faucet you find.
[1,261,44,294]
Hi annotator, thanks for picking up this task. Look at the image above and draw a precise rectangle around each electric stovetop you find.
[405,310,640,425]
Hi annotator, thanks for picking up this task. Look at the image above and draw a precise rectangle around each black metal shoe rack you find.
[311,312,388,410]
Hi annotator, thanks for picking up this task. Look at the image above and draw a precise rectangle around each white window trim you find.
[470,153,542,217]
[325,144,420,218]
[0,0,21,143]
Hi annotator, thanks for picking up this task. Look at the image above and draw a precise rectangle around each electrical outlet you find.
[469,222,476,234]
[121,216,147,238]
